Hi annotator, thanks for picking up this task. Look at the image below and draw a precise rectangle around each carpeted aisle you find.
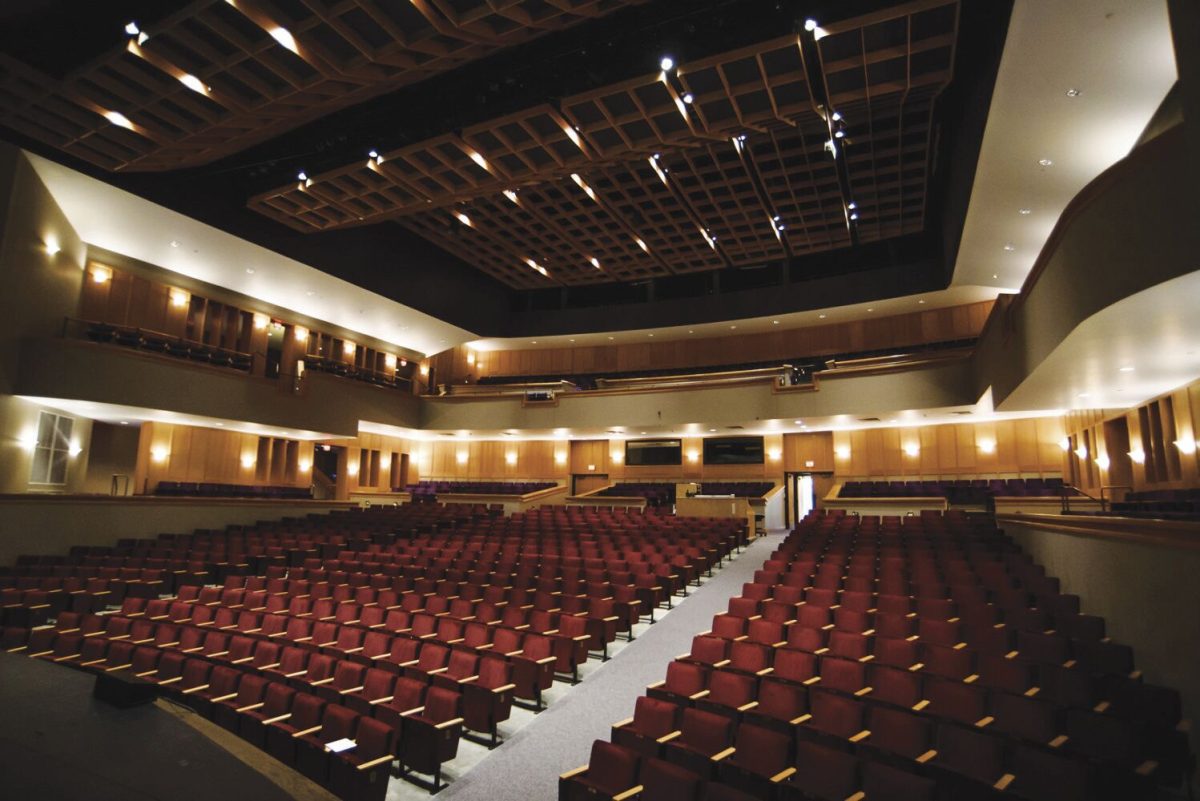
[438,530,783,801]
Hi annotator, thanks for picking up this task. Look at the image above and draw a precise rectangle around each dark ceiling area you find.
[0,0,1012,339]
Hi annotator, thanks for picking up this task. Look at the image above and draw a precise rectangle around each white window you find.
[29,412,73,486]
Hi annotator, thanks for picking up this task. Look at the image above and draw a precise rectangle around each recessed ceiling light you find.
[730,325,737,330]
[1003,244,1015,252]
[1019,208,1032,215]
[918,299,925,304]
[170,240,180,248]
[245,268,255,274]
[306,290,315,296]
[688,330,694,334]
[682,92,694,104]
[1078,392,1090,398]
[660,56,674,71]
[708,429,716,433]
[368,149,379,159]
[992,274,999,279]
[531,341,538,344]
[648,333,654,337]
[1066,88,1081,97]
[867,308,874,312]
[120,421,129,425]
[1038,158,1054,167]
[794,420,803,425]
[1119,366,1135,372]
[819,314,827,319]
[569,339,575,343]
[608,336,614,341]
[297,171,308,181]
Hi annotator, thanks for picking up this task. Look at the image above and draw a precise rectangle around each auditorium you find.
[0,0,1196,798]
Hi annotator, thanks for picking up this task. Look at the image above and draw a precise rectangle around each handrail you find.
[1061,484,1105,514]
[1099,485,1133,508]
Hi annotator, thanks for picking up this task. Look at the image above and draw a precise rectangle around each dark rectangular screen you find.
[625,439,682,466]
[703,436,765,465]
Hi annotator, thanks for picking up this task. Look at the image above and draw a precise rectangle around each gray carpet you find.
[440,531,783,801]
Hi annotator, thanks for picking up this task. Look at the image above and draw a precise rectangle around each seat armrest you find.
[210,692,239,702]
[434,717,464,730]
[711,747,736,763]
[848,729,870,743]
[559,765,588,781]
[771,767,797,783]
[238,702,266,712]
[355,755,395,771]
[845,792,866,801]
[994,774,1015,791]
[292,725,323,738]
[339,685,366,695]
[612,786,643,801]
[916,749,937,764]
[1048,735,1069,748]
[181,684,210,694]
[310,677,336,686]
[657,730,682,744]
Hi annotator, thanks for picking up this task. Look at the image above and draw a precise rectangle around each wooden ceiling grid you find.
[0,0,643,171]
[245,0,960,288]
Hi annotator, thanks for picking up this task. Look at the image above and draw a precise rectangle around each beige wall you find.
[1005,520,1200,785]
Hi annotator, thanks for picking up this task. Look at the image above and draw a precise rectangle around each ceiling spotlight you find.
[590,257,601,269]
[834,129,845,139]
[660,56,675,71]
[125,21,140,36]
[849,213,858,221]
[847,202,857,210]
[104,111,134,129]
[368,149,379,159]
[245,268,255,274]
[178,74,207,94]
[1066,88,1081,97]
[831,111,842,122]
[777,223,786,230]
[297,171,307,181]
[992,274,999,279]
[773,320,780,325]
[682,92,694,104]
[1019,208,1032,215]
[804,18,818,31]
[1003,243,1015,251]
[1038,158,1054,167]
[772,214,781,222]
[170,240,180,248]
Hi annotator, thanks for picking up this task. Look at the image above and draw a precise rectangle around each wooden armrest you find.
[802,676,821,685]
[104,663,133,672]
[237,702,266,712]
[737,701,759,712]
[434,716,464,730]
[400,706,425,717]
[964,674,979,684]
[158,676,184,685]
[791,713,813,725]
[210,692,239,702]
[612,717,634,730]
[912,699,930,711]
[713,659,731,668]
[1134,760,1159,776]
[208,650,229,657]
[310,677,335,686]
[231,656,255,664]
[711,747,735,763]
[428,667,448,675]
[756,667,774,676]
[848,729,870,743]
[181,684,211,694]
[858,654,875,663]
[845,792,866,801]
[657,730,682,744]
[854,686,873,697]
[771,767,797,783]
[367,695,395,705]
[535,656,556,665]
[1048,735,1069,748]
[292,725,323,738]
[994,773,1015,791]
[1024,686,1041,697]
[1093,701,1111,713]
[284,669,307,678]
[134,669,157,677]
[908,662,924,672]
[339,685,366,695]
[690,690,711,699]
[975,716,994,728]
[356,755,395,771]
[560,765,588,781]
[814,648,829,655]
[916,749,937,764]
[399,659,420,667]
[612,786,643,801]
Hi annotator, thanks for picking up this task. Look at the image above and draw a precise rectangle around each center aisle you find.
[436,530,784,801]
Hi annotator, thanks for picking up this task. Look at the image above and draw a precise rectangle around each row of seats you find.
[155,482,313,499]
[597,483,676,506]
[5,501,744,797]
[302,356,411,391]
[1111,488,1200,519]
[839,478,1071,500]
[84,321,254,371]
[696,482,774,498]
[562,511,1193,801]
[404,481,558,497]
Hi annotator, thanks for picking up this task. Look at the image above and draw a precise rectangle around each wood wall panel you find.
[133,422,314,495]
[426,301,995,385]
[830,418,1065,480]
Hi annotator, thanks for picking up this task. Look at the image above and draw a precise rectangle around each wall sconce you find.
[1175,437,1197,454]
[1094,454,1110,470]
[343,341,356,356]
[45,237,61,256]
[419,364,430,376]
[768,448,782,462]
[505,452,518,466]
[17,429,38,450]
[611,450,624,464]
[241,454,256,469]
[252,313,269,330]
[835,446,851,460]
[555,452,567,465]
[68,442,83,457]
[456,452,468,465]
[296,359,306,376]
[903,443,920,458]
[151,446,170,464]
[299,459,312,472]
[400,359,408,368]
[169,289,189,308]
[1074,445,1088,460]
[1059,437,1071,452]
[91,266,112,284]
[587,464,596,472]
[978,439,996,454]
[385,354,397,369]
[294,325,308,342]
[687,450,700,463]
[1128,449,1145,464]
[466,351,476,366]
[347,459,360,477]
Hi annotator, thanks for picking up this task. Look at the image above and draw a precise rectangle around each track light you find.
[297,171,307,181]
[805,19,818,31]
[660,56,675,71]
[682,92,694,104]
[125,21,140,35]
[831,111,843,122]
[368,149,379,159]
